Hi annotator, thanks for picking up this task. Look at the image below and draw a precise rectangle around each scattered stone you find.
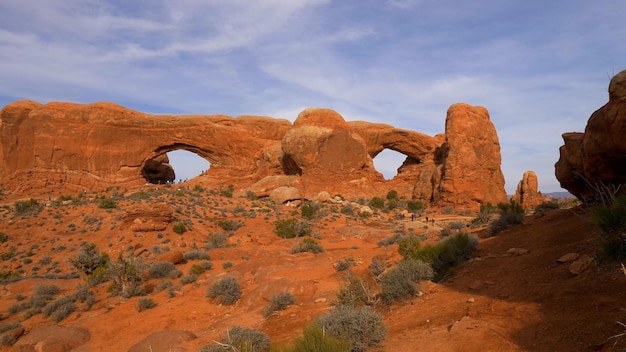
[469,280,484,290]
[467,297,475,303]
[506,248,529,256]
[314,297,327,303]
[569,255,594,275]
[269,186,301,204]
[13,325,90,351]
[128,330,197,352]
[557,253,579,263]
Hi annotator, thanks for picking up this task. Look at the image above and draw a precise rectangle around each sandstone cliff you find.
[0,101,507,209]
[555,69,626,203]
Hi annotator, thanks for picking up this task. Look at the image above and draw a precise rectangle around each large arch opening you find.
[373,149,408,180]
[166,150,211,183]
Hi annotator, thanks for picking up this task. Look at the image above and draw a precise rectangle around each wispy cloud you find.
[0,0,624,192]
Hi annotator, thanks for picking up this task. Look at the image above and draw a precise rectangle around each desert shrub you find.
[189,263,208,276]
[0,322,21,346]
[399,232,478,280]
[486,212,524,236]
[180,274,198,285]
[379,259,433,304]
[245,191,258,200]
[291,238,324,254]
[316,305,386,352]
[222,261,233,269]
[220,184,235,198]
[534,200,560,212]
[336,272,378,307]
[42,295,77,323]
[207,277,241,305]
[136,297,156,312]
[205,232,229,249]
[472,202,498,225]
[386,190,398,200]
[274,218,311,239]
[341,203,355,215]
[387,199,398,210]
[301,202,320,219]
[97,197,117,209]
[0,233,8,243]
[216,219,243,232]
[262,291,295,318]
[14,198,42,216]
[368,197,385,209]
[199,326,269,352]
[334,257,355,272]
[173,222,187,235]
[108,255,145,298]
[290,323,352,352]
[70,242,109,277]
[148,261,177,278]
[87,265,110,286]
[406,200,426,213]
[183,250,211,261]
[591,194,626,261]
[368,257,387,277]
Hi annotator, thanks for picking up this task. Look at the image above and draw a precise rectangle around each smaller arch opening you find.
[373,149,408,180]
[166,150,211,183]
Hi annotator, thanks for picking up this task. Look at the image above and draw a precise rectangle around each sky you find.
[1,1,624,194]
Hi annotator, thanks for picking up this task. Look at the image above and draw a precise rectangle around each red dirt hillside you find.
[0,187,623,351]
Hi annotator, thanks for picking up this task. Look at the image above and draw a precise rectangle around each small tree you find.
[407,200,426,213]
[108,255,145,298]
[70,243,109,277]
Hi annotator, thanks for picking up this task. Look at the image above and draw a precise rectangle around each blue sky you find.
[1,1,624,193]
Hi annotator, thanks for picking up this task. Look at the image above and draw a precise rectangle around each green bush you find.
[386,190,398,200]
[407,200,426,213]
[108,255,145,298]
[136,297,156,312]
[98,197,117,209]
[0,233,8,243]
[183,251,211,261]
[148,261,177,278]
[207,277,241,305]
[14,198,42,215]
[199,326,269,352]
[334,257,355,272]
[274,218,311,239]
[301,202,320,219]
[399,232,478,280]
[316,305,386,352]
[70,242,109,277]
[387,199,398,210]
[290,323,352,352]
[340,203,355,215]
[205,232,229,249]
[180,274,198,285]
[486,212,524,236]
[379,259,433,304]
[591,194,626,261]
[220,184,235,198]
[173,222,187,235]
[262,291,295,318]
[291,238,324,254]
[534,200,560,212]
[216,219,243,232]
[189,263,208,275]
[368,197,385,209]
[472,202,498,225]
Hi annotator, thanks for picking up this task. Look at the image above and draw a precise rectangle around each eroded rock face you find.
[512,170,548,209]
[555,70,626,202]
[432,104,508,208]
[0,101,508,209]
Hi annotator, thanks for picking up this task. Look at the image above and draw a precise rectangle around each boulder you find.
[556,70,626,202]
[155,249,184,265]
[270,186,301,204]
[12,325,90,351]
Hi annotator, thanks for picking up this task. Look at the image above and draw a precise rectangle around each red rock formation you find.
[555,70,626,203]
[512,170,549,209]
[435,103,508,208]
[0,101,508,209]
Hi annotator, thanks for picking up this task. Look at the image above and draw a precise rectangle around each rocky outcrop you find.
[0,101,508,209]
[555,70,626,202]
[512,170,549,209]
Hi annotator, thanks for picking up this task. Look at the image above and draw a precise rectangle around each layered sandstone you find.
[0,101,508,209]
[555,69,626,202]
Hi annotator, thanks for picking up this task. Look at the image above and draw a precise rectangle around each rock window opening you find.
[373,149,407,180]
[166,150,211,183]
